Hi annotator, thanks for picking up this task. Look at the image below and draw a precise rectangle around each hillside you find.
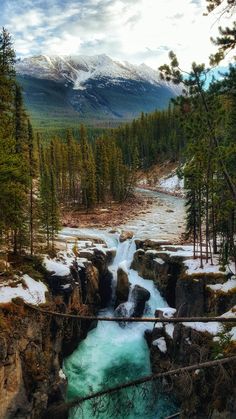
[16,54,180,129]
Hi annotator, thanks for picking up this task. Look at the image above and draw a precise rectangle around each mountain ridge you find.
[16,54,181,129]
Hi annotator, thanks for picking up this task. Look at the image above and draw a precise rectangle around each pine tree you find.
[0,28,31,255]
[0,28,16,140]
[39,142,60,249]
[80,125,97,208]
[95,137,109,203]
[27,120,38,255]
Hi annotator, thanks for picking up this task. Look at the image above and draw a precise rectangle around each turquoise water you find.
[63,233,178,418]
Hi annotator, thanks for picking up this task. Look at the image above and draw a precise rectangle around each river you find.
[62,190,185,419]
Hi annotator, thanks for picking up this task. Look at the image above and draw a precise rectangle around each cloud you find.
[1,0,235,69]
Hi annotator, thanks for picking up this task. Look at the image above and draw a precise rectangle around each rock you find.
[176,277,205,316]
[144,329,153,346]
[130,285,150,317]
[105,248,116,264]
[114,302,134,317]
[0,336,7,362]
[0,246,107,419]
[99,270,113,308]
[78,250,94,260]
[116,266,130,306]
[119,231,134,242]
[92,248,113,308]
[84,264,100,307]
[114,302,134,327]
[131,248,183,307]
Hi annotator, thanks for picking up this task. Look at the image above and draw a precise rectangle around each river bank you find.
[1,188,235,418]
[61,192,155,229]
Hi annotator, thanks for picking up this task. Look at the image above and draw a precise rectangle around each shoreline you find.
[61,192,156,229]
[61,186,185,231]
[136,183,185,198]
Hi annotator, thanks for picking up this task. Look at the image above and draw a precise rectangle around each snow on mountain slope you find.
[16,54,181,93]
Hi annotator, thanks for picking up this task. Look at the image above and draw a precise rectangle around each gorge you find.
[1,189,235,419]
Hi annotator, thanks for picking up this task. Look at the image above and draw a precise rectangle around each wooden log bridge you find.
[22,302,236,417]
[24,302,236,323]
[48,355,236,412]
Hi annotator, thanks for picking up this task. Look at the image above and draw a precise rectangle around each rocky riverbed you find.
[0,189,235,418]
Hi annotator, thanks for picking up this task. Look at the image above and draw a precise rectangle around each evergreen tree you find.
[27,120,38,255]
[0,28,30,255]
[39,142,60,249]
[80,125,97,208]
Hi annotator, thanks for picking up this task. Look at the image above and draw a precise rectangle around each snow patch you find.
[152,337,167,353]
[146,250,158,255]
[43,255,71,276]
[183,321,220,335]
[0,274,47,305]
[229,327,236,341]
[156,307,176,318]
[156,170,184,197]
[59,369,67,380]
[207,278,236,293]
[165,323,175,339]
[154,257,165,265]
[184,257,235,275]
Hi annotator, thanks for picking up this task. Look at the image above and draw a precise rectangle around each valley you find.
[0,2,236,417]
[16,54,180,129]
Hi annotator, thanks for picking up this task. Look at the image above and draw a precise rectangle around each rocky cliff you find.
[0,247,113,419]
[132,239,236,418]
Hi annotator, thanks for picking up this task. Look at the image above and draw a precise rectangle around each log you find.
[65,355,236,409]
[24,303,236,323]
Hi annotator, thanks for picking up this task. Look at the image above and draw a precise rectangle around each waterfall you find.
[62,190,185,418]
[63,233,176,418]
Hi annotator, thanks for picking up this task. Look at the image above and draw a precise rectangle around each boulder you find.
[116,266,130,306]
[114,302,134,327]
[131,249,183,307]
[130,285,150,317]
[119,231,134,242]
[92,248,113,308]
[175,277,205,316]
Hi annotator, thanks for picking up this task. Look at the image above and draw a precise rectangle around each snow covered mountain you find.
[16,54,181,128]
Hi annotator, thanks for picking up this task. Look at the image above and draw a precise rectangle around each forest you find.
[0,0,236,272]
[0,1,236,419]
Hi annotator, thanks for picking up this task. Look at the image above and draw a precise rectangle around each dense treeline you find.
[183,85,236,269]
[113,107,185,169]
[112,55,236,270]
[41,127,134,210]
[0,28,59,254]
[0,24,235,271]
[0,28,135,257]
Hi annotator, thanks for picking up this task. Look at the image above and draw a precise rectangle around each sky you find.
[1,0,235,69]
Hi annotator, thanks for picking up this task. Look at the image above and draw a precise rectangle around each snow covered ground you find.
[43,251,88,276]
[207,277,236,293]
[158,173,184,196]
[157,243,235,276]
[0,274,47,305]
[184,307,236,342]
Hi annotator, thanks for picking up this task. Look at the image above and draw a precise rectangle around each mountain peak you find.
[16,53,181,126]
[16,54,164,90]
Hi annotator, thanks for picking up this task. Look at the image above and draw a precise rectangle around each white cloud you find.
[1,0,235,69]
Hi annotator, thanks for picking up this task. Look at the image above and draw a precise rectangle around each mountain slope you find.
[16,54,181,129]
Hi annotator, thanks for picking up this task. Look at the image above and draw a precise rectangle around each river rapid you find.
[62,190,185,419]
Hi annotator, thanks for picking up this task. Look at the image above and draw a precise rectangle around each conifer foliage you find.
[0,28,136,258]
[0,28,60,255]
[39,126,135,212]
[159,53,236,270]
